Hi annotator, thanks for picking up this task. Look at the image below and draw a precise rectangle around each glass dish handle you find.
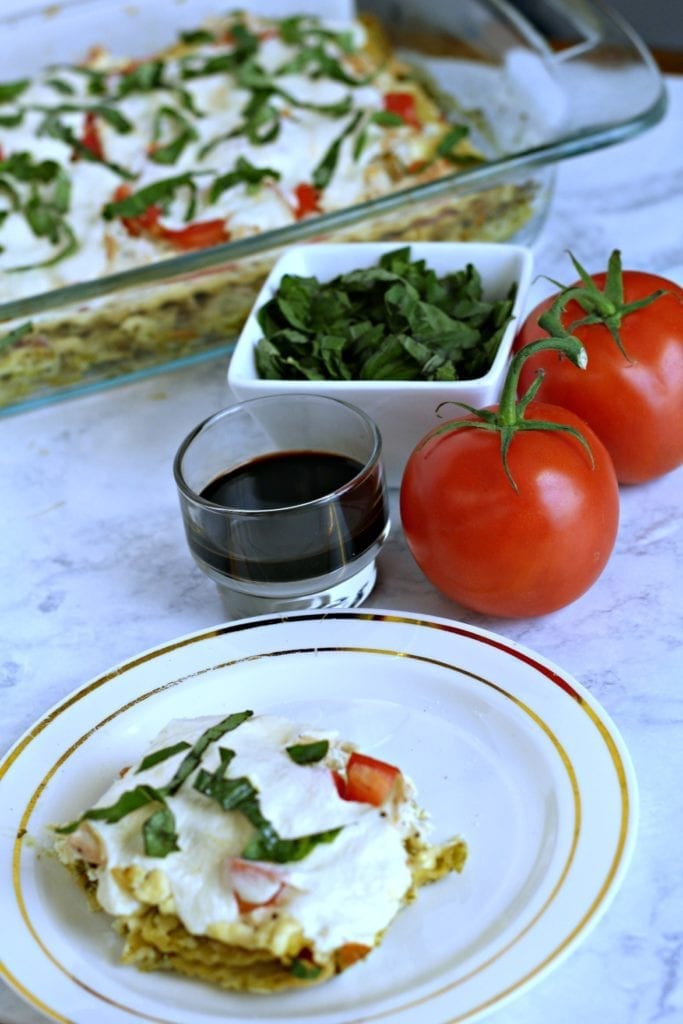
[514,0,666,140]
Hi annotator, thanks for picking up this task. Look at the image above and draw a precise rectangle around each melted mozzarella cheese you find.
[58,713,426,953]
[0,12,432,304]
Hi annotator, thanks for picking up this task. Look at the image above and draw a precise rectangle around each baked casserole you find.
[55,709,467,991]
[0,9,534,406]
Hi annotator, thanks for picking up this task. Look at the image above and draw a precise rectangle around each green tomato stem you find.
[431,334,592,494]
[537,249,669,363]
[498,335,587,426]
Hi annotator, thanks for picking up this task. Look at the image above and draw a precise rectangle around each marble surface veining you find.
[1,76,682,1024]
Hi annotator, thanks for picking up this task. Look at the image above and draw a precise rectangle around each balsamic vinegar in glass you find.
[186,449,388,584]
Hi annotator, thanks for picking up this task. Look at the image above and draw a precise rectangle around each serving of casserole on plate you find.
[0,611,637,1023]
[54,708,467,991]
[0,0,665,413]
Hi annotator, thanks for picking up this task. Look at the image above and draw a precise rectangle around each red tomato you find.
[224,857,284,913]
[340,752,401,806]
[111,185,229,250]
[336,943,372,971]
[331,770,346,797]
[158,218,230,250]
[111,184,162,237]
[400,339,620,618]
[76,111,104,161]
[121,203,163,238]
[293,182,321,220]
[383,91,420,128]
[515,254,683,484]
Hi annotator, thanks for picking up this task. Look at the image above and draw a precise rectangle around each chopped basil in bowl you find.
[227,241,533,485]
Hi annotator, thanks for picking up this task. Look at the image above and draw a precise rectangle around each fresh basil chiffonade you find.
[0,11,478,301]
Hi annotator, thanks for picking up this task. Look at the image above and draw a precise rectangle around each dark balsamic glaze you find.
[185,450,387,583]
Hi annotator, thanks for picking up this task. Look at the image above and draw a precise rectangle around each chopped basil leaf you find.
[0,157,80,271]
[369,110,405,127]
[284,91,354,119]
[0,177,20,208]
[193,739,343,863]
[0,152,61,184]
[276,44,371,86]
[102,173,198,222]
[47,64,107,96]
[255,246,516,383]
[179,28,216,45]
[37,110,136,180]
[286,739,329,764]
[0,110,24,128]
[0,80,29,103]
[172,85,204,118]
[279,15,356,54]
[290,957,323,980]
[242,91,281,145]
[352,125,368,161]
[135,740,191,773]
[194,771,258,810]
[162,710,253,795]
[241,825,342,864]
[312,110,362,190]
[88,104,133,133]
[56,783,180,858]
[149,105,198,165]
[0,321,34,352]
[45,76,76,96]
[181,22,259,79]
[32,102,132,133]
[117,59,166,97]
[436,124,484,167]
[209,156,280,202]
[181,52,236,79]
[54,783,163,834]
[142,805,180,857]
[436,124,469,156]
[226,20,261,62]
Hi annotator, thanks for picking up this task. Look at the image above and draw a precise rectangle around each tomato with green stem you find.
[514,250,683,484]
[400,337,620,618]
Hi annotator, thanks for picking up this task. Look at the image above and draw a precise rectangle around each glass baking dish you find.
[0,0,665,415]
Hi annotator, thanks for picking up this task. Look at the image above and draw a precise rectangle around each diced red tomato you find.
[158,219,230,250]
[111,184,161,237]
[111,185,229,250]
[73,111,104,162]
[339,752,401,806]
[406,159,428,175]
[383,91,420,128]
[224,857,284,914]
[336,942,372,971]
[331,770,346,797]
[293,182,321,220]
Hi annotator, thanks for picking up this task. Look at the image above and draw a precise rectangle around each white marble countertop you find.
[2,73,683,1024]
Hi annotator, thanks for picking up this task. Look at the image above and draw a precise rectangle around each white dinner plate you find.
[0,609,637,1024]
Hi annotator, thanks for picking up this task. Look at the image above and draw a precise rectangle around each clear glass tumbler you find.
[174,394,390,618]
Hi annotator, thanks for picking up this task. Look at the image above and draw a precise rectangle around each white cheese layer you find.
[0,12,437,304]
[58,712,426,955]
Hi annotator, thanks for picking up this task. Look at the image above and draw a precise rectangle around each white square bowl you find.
[227,241,533,486]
